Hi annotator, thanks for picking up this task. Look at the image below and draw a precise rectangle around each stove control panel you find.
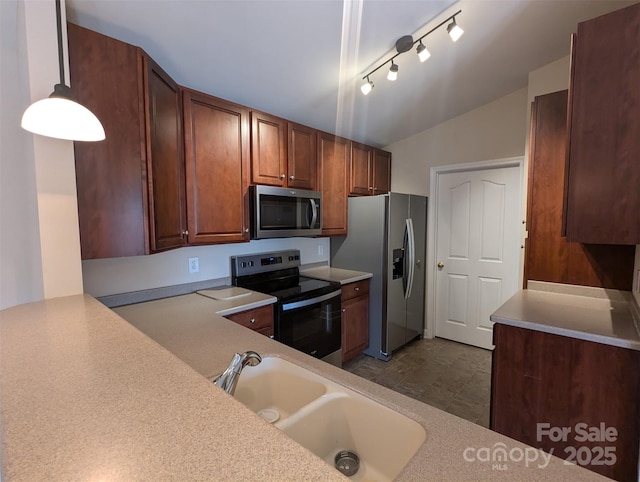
[232,249,301,277]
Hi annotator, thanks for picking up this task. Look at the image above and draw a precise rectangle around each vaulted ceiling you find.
[67,0,635,147]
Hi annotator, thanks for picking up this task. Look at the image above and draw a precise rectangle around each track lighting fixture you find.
[416,41,431,63]
[21,0,105,141]
[360,76,374,95]
[359,9,463,95]
[447,17,464,42]
[387,62,398,81]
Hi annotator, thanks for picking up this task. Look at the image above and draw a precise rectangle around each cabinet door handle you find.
[342,308,346,313]
[182,230,189,236]
[244,228,249,233]
[368,186,373,191]
[289,175,295,181]
[354,287,360,292]
[250,318,256,324]
[279,174,286,180]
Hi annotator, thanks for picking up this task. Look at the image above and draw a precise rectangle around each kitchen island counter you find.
[490,288,640,350]
[1,295,603,480]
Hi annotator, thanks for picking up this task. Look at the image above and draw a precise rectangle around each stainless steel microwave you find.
[250,185,322,239]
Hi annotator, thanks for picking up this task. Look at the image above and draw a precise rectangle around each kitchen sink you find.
[233,357,327,422]
[233,357,426,480]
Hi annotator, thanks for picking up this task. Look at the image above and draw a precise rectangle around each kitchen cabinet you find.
[250,112,317,189]
[224,304,274,338]
[318,132,350,236]
[69,23,187,259]
[287,122,317,190]
[564,3,640,244]
[250,111,287,187]
[372,148,391,194]
[183,89,250,244]
[524,90,634,290]
[341,279,370,363]
[491,323,640,481]
[350,142,391,196]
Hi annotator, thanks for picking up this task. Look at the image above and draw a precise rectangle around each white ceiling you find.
[67,0,635,148]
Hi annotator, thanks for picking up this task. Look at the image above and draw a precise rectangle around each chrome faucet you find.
[213,351,262,395]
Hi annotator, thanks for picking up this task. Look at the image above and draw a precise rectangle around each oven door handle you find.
[281,289,342,311]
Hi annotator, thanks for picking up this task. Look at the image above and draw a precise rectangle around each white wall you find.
[82,237,331,297]
[385,87,528,197]
[0,0,84,311]
[524,56,570,170]
[1,0,43,309]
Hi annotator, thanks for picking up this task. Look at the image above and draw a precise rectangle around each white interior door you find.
[434,165,521,349]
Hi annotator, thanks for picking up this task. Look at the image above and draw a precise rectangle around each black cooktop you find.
[269,276,340,302]
[231,249,340,303]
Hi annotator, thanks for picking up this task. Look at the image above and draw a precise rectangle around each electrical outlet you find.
[188,257,199,274]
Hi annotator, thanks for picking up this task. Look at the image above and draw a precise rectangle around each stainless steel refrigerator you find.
[331,193,427,361]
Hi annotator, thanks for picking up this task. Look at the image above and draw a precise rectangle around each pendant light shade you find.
[21,85,105,141]
[21,0,105,142]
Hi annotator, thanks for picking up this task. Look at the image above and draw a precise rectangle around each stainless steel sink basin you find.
[233,357,426,480]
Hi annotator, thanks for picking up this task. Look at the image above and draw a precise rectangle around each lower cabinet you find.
[341,280,370,363]
[490,323,640,481]
[224,304,274,338]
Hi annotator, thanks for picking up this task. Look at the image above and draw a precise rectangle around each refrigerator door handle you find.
[405,218,416,300]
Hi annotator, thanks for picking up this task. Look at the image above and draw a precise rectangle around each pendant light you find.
[21,0,105,141]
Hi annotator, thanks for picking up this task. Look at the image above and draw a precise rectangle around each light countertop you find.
[1,294,604,480]
[301,266,372,284]
[490,289,640,351]
[195,287,276,316]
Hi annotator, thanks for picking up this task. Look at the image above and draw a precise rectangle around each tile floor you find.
[343,337,493,428]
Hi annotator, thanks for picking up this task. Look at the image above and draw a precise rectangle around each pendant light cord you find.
[55,0,65,86]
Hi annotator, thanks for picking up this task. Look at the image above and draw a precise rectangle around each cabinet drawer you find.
[225,304,274,334]
[341,279,370,302]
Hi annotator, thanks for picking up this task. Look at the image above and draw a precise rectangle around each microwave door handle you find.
[308,198,318,228]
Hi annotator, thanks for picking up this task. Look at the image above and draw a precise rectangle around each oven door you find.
[276,289,342,362]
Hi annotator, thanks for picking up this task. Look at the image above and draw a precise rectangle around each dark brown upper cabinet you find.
[287,122,317,190]
[318,132,350,236]
[250,112,318,189]
[350,142,391,196]
[69,23,187,259]
[250,111,287,187]
[183,90,250,245]
[564,3,640,244]
[524,90,634,290]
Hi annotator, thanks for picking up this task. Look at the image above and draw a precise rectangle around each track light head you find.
[387,62,398,81]
[447,17,464,42]
[416,42,431,63]
[360,77,374,95]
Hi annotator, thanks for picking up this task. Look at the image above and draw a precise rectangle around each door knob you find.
[437,261,445,269]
